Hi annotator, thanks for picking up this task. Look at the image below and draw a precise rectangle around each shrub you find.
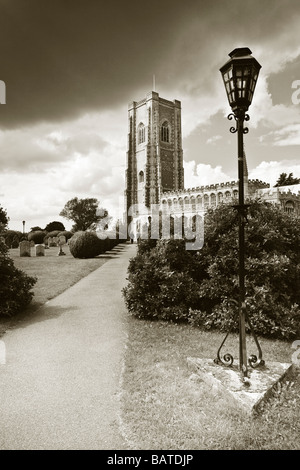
[2,230,23,248]
[69,231,104,258]
[123,201,300,340]
[0,238,36,317]
[123,239,201,322]
[11,237,19,248]
[47,230,61,238]
[28,230,47,245]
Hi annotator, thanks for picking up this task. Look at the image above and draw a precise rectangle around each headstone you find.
[20,240,31,257]
[35,244,45,256]
[57,235,66,256]
[59,235,66,245]
[30,240,35,248]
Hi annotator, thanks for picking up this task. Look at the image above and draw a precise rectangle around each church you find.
[124,91,300,241]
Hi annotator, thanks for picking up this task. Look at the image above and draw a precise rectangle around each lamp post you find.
[217,48,262,380]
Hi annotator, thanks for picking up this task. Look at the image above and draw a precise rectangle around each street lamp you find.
[215,48,264,382]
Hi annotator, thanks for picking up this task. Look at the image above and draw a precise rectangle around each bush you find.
[11,237,19,248]
[28,230,47,245]
[188,202,300,339]
[123,201,300,340]
[0,238,36,317]
[123,239,201,322]
[69,231,103,258]
[2,230,23,248]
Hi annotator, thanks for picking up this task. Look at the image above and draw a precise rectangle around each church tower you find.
[125,91,184,223]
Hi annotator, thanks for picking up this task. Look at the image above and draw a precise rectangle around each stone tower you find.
[125,91,184,223]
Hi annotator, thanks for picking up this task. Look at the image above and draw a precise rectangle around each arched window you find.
[138,123,145,144]
[161,121,169,143]
[196,195,202,209]
[138,170,144,183]
[285,201,295,214]
[210,193,216,206]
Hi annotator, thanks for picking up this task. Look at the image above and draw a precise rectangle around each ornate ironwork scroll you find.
[214,302,265,369]
[228,112,250,134]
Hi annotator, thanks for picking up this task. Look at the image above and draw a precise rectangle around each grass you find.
[1,245,299,449]
[0,244,109,337]
[120,317,300,450]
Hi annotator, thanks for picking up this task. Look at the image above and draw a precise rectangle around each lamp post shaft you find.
[237,113,248,377]
[217,48,264,379]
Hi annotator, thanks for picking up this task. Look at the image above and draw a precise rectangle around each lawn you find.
[120,317,300,450]
[0,244,110,337]
[1,244,299,450]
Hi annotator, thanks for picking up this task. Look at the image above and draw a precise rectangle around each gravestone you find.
[20,240,31,257]
[58,235,66,256]
[35,244,45,256]
[59,235,66,245]
[30,240,35,248]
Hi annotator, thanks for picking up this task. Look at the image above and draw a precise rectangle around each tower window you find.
[139,170,144,183]
[161,121,170,143]
[138,123,145,144]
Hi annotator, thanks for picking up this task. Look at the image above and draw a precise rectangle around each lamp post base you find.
[188,357,296,415]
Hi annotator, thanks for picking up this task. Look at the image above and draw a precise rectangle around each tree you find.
[0,205,9,232]
[44,221,65,232]
[274,172,300,187]
[59,197,109,231]
[30,226,43,232]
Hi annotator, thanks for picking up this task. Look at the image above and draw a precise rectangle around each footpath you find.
[0,243,137,450]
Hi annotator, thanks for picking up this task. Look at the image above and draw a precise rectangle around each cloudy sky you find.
[1,0,300,231]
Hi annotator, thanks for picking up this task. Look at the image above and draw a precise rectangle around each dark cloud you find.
[267,56,300,106]
[0,0,190,128]
[0,0,299,129]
